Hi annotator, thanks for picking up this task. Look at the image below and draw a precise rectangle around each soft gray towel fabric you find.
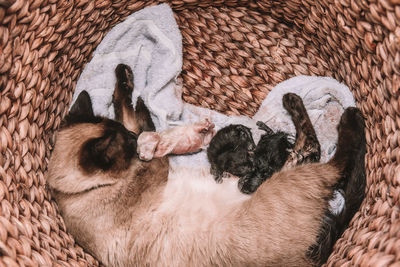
[72,4,183,130]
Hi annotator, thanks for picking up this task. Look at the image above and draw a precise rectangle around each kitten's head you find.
[209,124,256,153]
[47,91,139,194]
[207,124,256,179]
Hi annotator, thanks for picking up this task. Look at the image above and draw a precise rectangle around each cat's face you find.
[47,91,140,194]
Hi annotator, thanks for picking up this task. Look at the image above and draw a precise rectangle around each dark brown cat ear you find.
[69,90,95,118]
[62,91,101,128]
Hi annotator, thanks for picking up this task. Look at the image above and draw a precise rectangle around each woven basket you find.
[1,0,399,266]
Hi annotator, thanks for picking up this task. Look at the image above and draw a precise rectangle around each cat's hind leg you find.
[112,64,155,134]
[307,107,366,265]
[282,93,321,168]
[329,107,366,231]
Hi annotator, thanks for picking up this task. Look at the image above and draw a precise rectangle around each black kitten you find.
[207,124,256,183]
[238,121,293,194]
[254,122,292,179]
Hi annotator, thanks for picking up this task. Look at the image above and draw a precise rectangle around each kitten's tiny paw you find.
[256,121,274,135]
[214,176,223,184]
[221,172,233,179]
[196,118,215,133]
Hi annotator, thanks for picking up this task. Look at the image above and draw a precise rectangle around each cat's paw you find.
[115,64,134,96]
[338,107,364,132]
[282,93,304,115]
[337,107,365,147]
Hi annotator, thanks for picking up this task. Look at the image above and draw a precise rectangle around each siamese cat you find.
[46,63,366,266]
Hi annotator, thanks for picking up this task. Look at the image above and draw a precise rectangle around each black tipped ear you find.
[69,91,94,118]
[61,91,100,128]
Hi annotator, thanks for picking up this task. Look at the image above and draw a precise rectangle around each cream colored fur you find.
[47,123,340,267]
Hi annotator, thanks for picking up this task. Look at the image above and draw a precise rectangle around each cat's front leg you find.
[113,64,155,134]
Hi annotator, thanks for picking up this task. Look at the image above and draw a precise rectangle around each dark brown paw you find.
[115,64,134,97]
[339,107,364,130]
[282,93,304,115]
[337,107,365,145]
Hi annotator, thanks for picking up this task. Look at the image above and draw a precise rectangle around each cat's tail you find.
[329,107,366,226]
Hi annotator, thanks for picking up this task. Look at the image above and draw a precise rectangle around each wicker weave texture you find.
[0,0,399,266]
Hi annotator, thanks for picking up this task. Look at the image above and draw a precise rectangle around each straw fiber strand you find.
[1,0,399,266]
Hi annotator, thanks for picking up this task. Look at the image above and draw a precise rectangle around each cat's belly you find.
[128,167,250,266]
[160,167,249,225]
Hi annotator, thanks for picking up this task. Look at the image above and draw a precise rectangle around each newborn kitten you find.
[137,119,215,161]
[46,63,366,267]
[254,121,293,179]
[238,121,294,194]
[207,124,256,182]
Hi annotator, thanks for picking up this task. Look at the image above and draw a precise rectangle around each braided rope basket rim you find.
[0,0,399,266]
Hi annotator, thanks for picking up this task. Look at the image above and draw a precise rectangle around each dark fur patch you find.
[306,211,338,265]
[307,107,366,265]
[79,120,138,174]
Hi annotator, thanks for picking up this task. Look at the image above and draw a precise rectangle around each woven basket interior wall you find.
[1,0,399,266]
